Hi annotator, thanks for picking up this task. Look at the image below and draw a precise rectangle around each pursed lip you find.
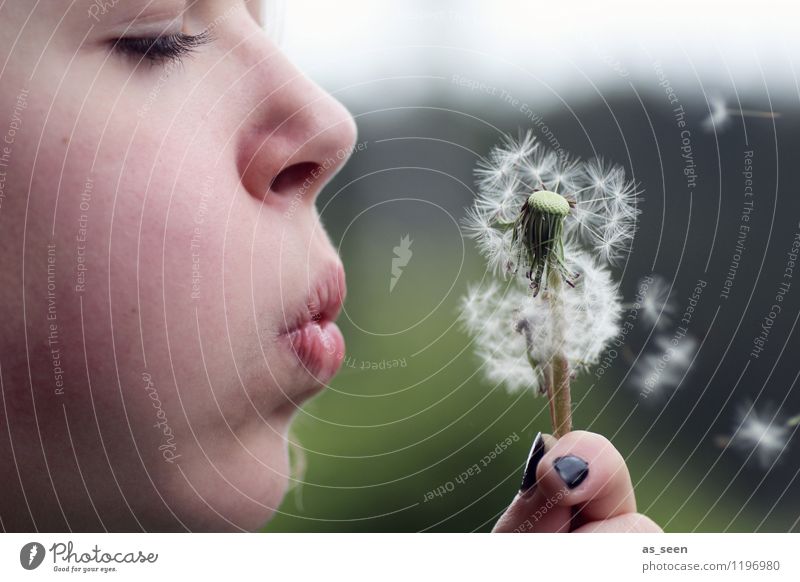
[278,262,347,385]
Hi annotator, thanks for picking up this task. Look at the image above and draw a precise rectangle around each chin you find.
[167,465,290,532]
[141,416,296,532]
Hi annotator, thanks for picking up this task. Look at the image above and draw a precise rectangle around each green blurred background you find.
[263,1,800,532]
[262,98,800,532]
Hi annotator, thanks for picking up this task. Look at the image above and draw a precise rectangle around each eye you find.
[112,31,212,66]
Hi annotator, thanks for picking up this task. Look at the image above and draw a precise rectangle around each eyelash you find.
[112,31,212,65]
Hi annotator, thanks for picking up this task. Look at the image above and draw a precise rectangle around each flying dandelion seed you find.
[726,403,792,468]
[702,95,782,133]
[462,131,640,436]
[632,333,697,399]
[640,274,677,330]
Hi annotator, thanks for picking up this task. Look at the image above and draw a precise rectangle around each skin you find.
[494,431,663,533]
[0,0,659,534]
[0,0,355,531]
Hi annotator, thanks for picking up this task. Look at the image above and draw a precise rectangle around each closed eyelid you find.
[111,31,213,65]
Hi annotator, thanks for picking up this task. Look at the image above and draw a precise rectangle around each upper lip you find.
[279,262,346,336]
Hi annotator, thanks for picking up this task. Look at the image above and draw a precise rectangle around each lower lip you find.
[286,319,345,382]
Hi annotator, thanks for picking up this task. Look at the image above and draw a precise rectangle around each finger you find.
[493,433,571,533]
[535,430,636,527]
[492,488,573,533]
[572,512,663,533]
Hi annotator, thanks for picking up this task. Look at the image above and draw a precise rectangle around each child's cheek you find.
[15,93,270,518]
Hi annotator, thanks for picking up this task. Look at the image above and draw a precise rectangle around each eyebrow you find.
[86,0,187,25]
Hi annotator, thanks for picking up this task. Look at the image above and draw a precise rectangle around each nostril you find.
[270,161,322,196]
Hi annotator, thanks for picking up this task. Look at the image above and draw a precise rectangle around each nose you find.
[235,38,357,205]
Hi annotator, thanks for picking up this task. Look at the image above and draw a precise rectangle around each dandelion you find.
[702,95,781,133]
[468,132,640,289]
[723,403,792,468]
[462,131,639,436]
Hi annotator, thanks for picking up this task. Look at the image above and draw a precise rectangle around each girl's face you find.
[0,0,356,531]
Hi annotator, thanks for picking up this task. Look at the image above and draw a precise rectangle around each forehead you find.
[81,0,266,27]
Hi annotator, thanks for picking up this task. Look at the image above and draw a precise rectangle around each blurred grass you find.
[264,230,765,532]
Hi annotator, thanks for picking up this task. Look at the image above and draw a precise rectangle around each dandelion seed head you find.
[466,131,640,278]
[529,189,571,217]
[560,248,623,368]
[459,281,543,393]
[459,247,622,394]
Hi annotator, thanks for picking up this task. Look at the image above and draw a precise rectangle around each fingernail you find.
[519,432,545,496]
[553,455,589,489]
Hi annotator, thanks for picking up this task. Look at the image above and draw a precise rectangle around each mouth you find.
[279,263,347,386]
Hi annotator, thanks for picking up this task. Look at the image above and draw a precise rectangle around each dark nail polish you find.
[553,455,589,489]
[519,432,545,495]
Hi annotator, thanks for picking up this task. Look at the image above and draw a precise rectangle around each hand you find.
[493,430,662,532]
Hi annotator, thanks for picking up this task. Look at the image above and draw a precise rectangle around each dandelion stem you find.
[545,267,572,438]
[542,362,558,430]
[551,354,572,437]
